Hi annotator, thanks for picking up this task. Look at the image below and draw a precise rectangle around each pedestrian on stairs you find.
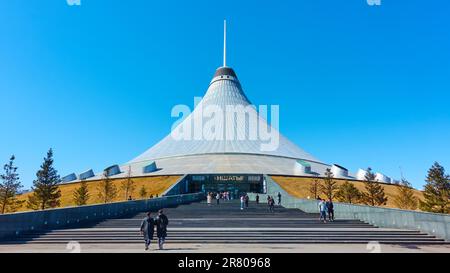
[140,212,155,251]
[255,194,260,204]
[245,194,249,208]
[318,199,327,223]
[156,209,169,250]
[216,192,220,205]
[277,192,282,206]
[268,196,275,212]
[326,199,335,221]
[240,195,245,210]
[207,192,212,206]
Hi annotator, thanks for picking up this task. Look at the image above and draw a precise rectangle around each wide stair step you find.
[2,201,448,246]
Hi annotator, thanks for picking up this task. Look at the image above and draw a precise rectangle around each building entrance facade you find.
[187,174,264,199]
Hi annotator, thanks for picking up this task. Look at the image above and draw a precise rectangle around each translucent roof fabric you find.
[129,67,321,164]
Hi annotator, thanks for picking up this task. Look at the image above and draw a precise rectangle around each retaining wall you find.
[0,193,204,240]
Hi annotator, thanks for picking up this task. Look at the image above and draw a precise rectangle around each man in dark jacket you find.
[326,199,335,221]
[156,209,169,250]
[277,192,282,206]
[255,194,260,204]
[140,212,155,251]
[268,197,275,212]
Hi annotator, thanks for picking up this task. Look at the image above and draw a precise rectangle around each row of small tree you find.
[309,167,416,209]
[0,149,62,213]
[0,149,156,213]
[1,151,449,213]
[72,167,152,206]
[309,163,449,213]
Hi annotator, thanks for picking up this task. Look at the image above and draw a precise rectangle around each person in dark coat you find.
[216,192,220,205]
[140,211,155,251]
[277,192,282,206]
[255,194,260,204]
[268,197,275,212]
[326,199,335,221]
[245,194,249,208]
[156,209,169,250]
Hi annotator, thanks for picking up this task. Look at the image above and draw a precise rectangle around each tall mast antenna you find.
[223,19,227,67]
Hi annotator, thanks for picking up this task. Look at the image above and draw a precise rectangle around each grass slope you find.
[271,176,424,209]
[15,175,180,212]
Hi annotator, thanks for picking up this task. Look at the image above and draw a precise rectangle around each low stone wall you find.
[248,175,450,241]
[0,193,204,240]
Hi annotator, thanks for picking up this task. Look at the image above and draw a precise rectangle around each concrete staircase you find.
[5,201,448,245]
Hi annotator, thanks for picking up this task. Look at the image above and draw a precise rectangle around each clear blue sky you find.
[0,0,449,190]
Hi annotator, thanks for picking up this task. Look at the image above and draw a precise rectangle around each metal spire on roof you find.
[223,19,227,67]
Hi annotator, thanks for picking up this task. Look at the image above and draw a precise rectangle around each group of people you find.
[240,194,250,210]
[139,209,169,251]
[206,191,283,213]
[254,192,281,212]
[318,198,334,223]
[267,195,276,212]
[206,191,232,205]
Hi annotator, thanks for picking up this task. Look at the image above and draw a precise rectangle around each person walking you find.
[268,196,275,212]
[255,194,260,204]
[245,194,249,208]
[207,192,212,206]
[240,195,245,210]
[326,199,335,222]
[216,192,220,205]
[156,209,169,250]
[318,199,327,223]
[140,212,155,251]
[277,192,282,206]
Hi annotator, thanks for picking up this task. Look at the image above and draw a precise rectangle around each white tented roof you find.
[67,66,349,183]
[129,67,320,164]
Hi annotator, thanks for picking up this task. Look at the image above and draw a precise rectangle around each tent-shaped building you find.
[67,21,367,196]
